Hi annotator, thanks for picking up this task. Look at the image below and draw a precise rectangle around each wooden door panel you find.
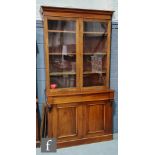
[57,106,77,138]
[87,104,104,133]
[83,101,112,137]
[84,101,105,137]
[50,103,83,141]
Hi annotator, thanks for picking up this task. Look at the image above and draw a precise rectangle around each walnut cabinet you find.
[41,6,114,148]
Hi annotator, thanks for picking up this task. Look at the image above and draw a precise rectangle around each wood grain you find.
[42,6,114,148]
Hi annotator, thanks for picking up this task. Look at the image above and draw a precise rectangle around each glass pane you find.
[83,55,107,87]
[84,21,108,32]
[84,33,107,54]
[48,33,76,54]
[48,20,76,89]
[48,20,75,31]
[83,55,106,72]
[50,75,76,88]
[83,21,108,87]
[83,73,106,87]
[49,55,76,73]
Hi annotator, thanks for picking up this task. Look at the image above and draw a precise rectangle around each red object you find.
[50,84,57,89]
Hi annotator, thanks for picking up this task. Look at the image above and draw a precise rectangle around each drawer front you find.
[48,92,114,104]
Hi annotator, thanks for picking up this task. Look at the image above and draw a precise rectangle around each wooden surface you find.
[106,20,112,87]
[47,94,114,147]
[42,6,114,148]
[57,134,113,148]
[41,6,113,20]
[41,6,114,14]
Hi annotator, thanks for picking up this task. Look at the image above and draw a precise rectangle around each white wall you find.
[36,0,118,21]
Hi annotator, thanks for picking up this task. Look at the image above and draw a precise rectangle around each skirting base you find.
[57,134,113,148]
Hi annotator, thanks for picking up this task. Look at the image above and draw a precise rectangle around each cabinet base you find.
[57,134,113,148]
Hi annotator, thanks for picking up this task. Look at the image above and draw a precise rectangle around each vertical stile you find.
[44,17,50,92]
[106,20,112,87]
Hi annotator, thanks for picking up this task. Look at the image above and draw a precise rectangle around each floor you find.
[36,134,118,155]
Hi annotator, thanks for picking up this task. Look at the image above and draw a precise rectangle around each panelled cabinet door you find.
[83,101,112,137]
[48,103,83,141]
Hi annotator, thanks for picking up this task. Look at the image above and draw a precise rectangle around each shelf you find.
[50,72,76,76]
[48,30,76,33]
[83,52,107,55]
[49,53,76,55]
[84,32,108,35]
[83,71,106,74]
[49,53,106,56]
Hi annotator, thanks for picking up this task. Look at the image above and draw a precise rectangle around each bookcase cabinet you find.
[41,6,114,148]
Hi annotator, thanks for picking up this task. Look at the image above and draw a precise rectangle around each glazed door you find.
[46,18,80,90]
[82,20,111,89]
[45,18,111,91]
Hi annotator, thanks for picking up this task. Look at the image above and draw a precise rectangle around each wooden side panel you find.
[104,101,113,134]
[106,20,112,87]
[48,109,53,137]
